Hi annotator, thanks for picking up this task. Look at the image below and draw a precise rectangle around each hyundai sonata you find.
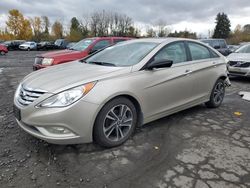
[13,38,230,147]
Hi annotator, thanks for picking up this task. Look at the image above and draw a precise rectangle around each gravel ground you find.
[0,51,250,188]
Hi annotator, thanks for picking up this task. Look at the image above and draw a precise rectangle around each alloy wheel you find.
[213,82,225,105]
[103,104,133,142]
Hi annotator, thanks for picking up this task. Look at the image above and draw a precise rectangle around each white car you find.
[227,43,250,77]
[19,42,37,51]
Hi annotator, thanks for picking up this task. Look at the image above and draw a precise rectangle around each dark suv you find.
[4,40,25,50]
[54,39,69,49]
[200,39,231,56]
[37,41,56,50]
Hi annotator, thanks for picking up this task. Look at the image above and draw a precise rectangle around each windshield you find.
[236,44,250,53]
[24,42,32,45]
[85,41,158,67]
[70,39,94,51]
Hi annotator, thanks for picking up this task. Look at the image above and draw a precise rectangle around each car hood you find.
[20,44,29,47]
[227,53,250,62]
[40,49,82,58]
[22,61,130,93]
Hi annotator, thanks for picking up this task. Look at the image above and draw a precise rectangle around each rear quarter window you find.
[92,40,110,51]
[113,39,126,44]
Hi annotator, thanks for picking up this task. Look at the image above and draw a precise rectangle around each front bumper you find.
[14,98,100,145]
[228,66,250,77]
[19,46,28,50]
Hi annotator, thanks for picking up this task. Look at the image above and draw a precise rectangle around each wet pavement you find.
[0,51,250,188]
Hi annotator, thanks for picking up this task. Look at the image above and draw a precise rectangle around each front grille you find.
[17,85,46,106]
[229,61,250,68]
[34,57,43,65]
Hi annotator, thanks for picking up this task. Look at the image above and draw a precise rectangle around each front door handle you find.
[184,69,192,75]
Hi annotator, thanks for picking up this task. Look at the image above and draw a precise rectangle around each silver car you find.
[13,38,230,147]
[227,43,250,77]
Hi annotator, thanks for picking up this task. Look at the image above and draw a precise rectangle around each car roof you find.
[86,36,133,40]
[126,37,199,44]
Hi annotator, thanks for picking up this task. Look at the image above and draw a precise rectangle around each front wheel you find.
[205,79,225,108]
[0,51,5,55]
[94,97,137,147]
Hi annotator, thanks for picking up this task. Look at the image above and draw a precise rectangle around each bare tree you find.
[80,13,91,37]
[154,19,169,37]
[86,10,134,37]
[41,16,50,34]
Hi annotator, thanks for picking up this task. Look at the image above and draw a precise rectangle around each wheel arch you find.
[218,75,227,81]
[92,93,144,140]
[211,74,228,90]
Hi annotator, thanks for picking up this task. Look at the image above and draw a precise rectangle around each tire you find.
[94,97,137,147]
[0,51,5,55]
[205,79,225,108]
[27,48,30,51]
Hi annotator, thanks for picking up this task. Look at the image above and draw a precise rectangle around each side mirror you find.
[147,59,173,70]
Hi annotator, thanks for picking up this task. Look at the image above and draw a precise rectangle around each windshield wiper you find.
[69,48,77,51]
[80,59,87,63]
[89,61,116,67]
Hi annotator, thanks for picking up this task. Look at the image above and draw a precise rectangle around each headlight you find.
[42,58,54,66]
[37,82,96,108]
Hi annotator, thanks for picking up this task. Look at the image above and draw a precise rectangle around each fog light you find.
[47,127,72,134]
[36,127,76,138]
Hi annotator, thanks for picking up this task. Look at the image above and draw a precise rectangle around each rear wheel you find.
[0,51,5,55]
[94,97,137,147]
[27,47,30,51]
[205,79,225,108]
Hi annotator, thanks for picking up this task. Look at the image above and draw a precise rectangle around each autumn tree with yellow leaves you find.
[52,21,63,39]
[6,9,33,40]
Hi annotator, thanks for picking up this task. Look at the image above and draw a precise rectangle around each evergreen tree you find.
[69,17,82,41]
[213,13,231,39]
[70,17,80,32]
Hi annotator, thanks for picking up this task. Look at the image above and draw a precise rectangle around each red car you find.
[0,44,8,55]
[33,37,132,70]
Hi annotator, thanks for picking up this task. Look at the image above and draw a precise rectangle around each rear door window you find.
[188,42,211,61]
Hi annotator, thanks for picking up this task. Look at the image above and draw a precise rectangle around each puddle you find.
[239,91,250,102]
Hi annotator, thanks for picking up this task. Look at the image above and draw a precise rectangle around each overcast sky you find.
[1,0,250,36]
